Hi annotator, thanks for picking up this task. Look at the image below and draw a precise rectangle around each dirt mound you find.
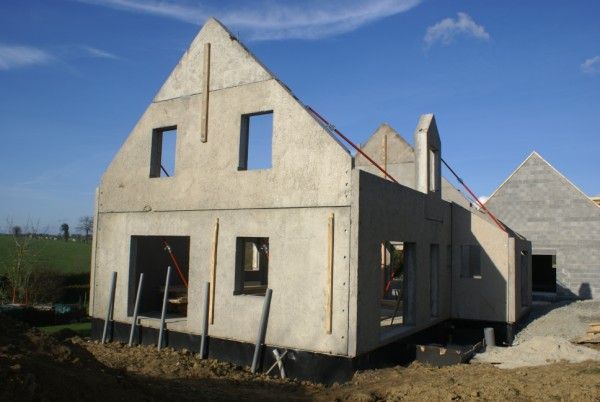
[0,314,313,401]
[472,335,600,369]
[2,313,600,401]
[318,361,600,401]
[0,314,144,401]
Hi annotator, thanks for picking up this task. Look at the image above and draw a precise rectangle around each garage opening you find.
[128,236,190,318]
[532,254,556,293]
[380,241,416,329]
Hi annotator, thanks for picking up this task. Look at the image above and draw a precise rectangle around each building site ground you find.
[2,300,600,401]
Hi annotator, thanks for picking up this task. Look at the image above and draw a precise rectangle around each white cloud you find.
[424,12,489,48]
[73,0,422,40]
[80,45,120,59]
[581,56,600,74]
[0,44,54,70]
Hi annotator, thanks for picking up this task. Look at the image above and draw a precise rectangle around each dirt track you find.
[2,315,600,401]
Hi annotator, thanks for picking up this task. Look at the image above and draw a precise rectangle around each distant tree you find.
[60,223,70,242]
[77,216,93,242]
[11,225,22,237]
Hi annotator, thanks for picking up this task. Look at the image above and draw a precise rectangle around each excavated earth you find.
[1,313,600,401]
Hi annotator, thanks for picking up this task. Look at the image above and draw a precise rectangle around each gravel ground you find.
[472,299,600,369]
[515,299,600,344]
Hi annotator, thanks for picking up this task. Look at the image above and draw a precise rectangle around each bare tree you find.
[77,216,94,242]
[3,219,39,304]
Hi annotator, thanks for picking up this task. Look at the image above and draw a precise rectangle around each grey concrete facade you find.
[90,18,531,363]
[486,152,600,299]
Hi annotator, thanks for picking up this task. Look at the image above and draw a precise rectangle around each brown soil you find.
[2,316,600,401]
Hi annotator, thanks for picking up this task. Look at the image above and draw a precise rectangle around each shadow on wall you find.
[579,283,593,299]
[554,282,593,300]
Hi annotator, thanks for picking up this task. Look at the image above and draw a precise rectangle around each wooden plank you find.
[209,217,219,324]
[326,213,334,334]
[200,42,211,143]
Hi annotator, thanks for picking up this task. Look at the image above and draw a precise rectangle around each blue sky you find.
[1,0,599,232]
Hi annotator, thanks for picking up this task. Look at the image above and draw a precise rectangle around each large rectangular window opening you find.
[150,127,177,178]
[379,241,416,329]
[238,112,273,170]
[461,244,481,278]
[235,237,269,295]
[532,254,556,293]
[128,235,190,319]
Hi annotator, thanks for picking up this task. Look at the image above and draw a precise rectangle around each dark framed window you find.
[234,237,269,295]
[150,126,177,178]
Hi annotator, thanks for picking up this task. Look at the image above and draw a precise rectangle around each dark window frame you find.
[150,126,177,178]
[238,111,273,171]
[234,237,270,296]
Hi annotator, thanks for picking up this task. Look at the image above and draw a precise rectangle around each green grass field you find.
[38,322,92,337]
[0,234,92,274]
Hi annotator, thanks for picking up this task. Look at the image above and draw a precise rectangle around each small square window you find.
[234,237,269,295]
[461,244,481,278]
[238,112,273,170]
[150,127,177,178]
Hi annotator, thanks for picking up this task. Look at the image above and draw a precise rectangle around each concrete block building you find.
[89,18,531,381]
[486,152,600,299]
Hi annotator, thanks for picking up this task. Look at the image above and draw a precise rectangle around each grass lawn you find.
[39,322,92,337]
[0,234,91,274]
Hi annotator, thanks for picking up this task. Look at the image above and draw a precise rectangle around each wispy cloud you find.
[581,56,600,75]
[0,43,120,71]
[0,44,54,70]
[74,0,422,40]
[79,45,120,60]
[424,12,490,48]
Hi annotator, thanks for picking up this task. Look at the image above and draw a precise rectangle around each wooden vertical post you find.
[209,218,219,324]
[200,42,211,143]
[326,213,334,334]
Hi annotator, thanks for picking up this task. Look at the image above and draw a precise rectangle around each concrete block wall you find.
[486,152,600,299]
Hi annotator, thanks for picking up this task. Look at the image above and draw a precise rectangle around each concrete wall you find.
[355,123,471,209]
[486,152,600,299]
[352,170,453,354]
[92,19,354,356]
[91,17,532,360]
[93,208,351,355]
[450,205,529,323]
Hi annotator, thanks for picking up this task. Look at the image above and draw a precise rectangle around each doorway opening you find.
[128,236,190,319]
[532,254,556,293]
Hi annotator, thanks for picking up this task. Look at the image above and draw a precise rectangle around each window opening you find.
[238,112,273,170]
[150,127,177,178]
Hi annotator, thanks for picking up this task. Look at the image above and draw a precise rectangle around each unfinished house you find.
[89,18,531,382]
[485,152,600,299]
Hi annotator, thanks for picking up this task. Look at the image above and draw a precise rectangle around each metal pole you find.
[251,288,273,373]
[157,266,172,351]
[199,281,210,359]
[128,273,144,347]
[101,271,117,344]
